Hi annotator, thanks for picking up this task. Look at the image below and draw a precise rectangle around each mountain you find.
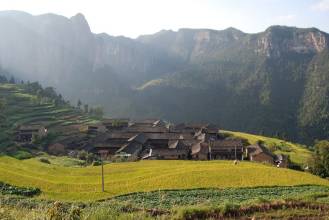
[0,11,329,143]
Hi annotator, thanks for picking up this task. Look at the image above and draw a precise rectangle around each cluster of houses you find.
[16,118,287,166]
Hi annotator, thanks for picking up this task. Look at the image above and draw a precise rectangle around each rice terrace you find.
[0,156,328,201]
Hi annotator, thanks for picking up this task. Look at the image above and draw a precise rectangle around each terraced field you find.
[0,156,328,202]
[0,83,96,149]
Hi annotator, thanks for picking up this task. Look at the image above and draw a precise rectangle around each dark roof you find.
[126,126,168,133]
[128,133,148,144]
[247,144,274,157]
[92,132,136,143]
[146,132,192,140]
[168,139,186,149]
[130,119,165,127]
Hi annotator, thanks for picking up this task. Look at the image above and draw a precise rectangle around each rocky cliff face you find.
[1,11,329,143]
[256,26,328,57]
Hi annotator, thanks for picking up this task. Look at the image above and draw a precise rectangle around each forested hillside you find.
[0,11,329,143]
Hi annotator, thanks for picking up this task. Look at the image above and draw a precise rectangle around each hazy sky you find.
[0,0,328,38]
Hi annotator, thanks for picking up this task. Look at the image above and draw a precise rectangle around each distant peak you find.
[71,13,86,20]
[70,13,91,32]
[224,27,243,33]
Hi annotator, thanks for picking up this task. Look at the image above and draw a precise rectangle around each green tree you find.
[311,140,329,178]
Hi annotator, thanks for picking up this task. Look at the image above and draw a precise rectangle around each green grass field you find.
[223,130,313,166]
[0,156,328,202]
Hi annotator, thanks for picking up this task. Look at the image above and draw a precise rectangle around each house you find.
[17,124,47,142]
[191,142,209,160]
[170,123,207,134]
[116,133,147,156]
[210,139,244,160]
[142,140,190,160]
[102,118,129,130]
[170,123,219,138]
[246,144,274,164]
[88,133,136,155]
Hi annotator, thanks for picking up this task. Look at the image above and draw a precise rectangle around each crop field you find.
[0,156,328,202]
[223,130,313,165]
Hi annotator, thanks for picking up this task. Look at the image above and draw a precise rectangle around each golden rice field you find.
[0,156,328,202]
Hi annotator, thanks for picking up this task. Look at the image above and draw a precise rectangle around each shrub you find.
[77,150,88,161]
[0,181,41,197]
[12,150,33,160]
[92,161,102,166]
[39,157,51,164]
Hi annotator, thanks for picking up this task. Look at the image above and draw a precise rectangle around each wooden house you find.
[116,133,147,156]
[191,142,209,160]
[210,139,244,160]
[89,133,136,155]
[142,139,189,160]
[17,124,47,142]
[246,144,274,164]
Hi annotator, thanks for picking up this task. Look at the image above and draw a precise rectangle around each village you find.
[16,118,287,167]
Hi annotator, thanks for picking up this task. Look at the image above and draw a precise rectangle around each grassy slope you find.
[0,156,327,202]
[0,83,96,149]
[223,130,312,165]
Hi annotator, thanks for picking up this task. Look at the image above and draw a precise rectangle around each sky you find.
[0,0,328,38]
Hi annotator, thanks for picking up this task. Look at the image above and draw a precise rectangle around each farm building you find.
[17,124,47,142]
[246,144,274,164]
[191,142,209,160]
[210,139,244,160]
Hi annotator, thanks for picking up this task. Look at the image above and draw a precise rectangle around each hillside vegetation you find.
[0,82,96,155]
[223,130,312,166]
[0,156,327,201]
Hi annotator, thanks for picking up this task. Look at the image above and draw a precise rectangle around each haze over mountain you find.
[0,11,329,143]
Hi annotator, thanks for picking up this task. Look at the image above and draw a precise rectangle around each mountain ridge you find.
[1,10,329,143]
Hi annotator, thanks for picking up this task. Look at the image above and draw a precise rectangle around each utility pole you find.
[101,158,104,192]
[98,151,106,192]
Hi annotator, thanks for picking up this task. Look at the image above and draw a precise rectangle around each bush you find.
[0,181,41,197]
[77,150,88,161]
[12,150,33,160]
[39,157,51,164]
[92,161,102,166]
